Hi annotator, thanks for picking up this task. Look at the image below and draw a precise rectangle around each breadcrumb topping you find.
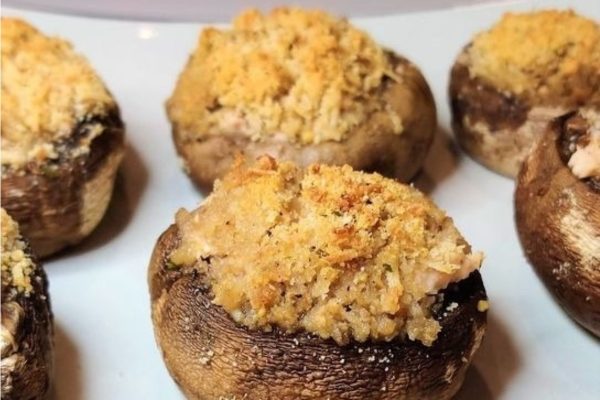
[467,10,600,102]
[170,157,482,346]
[1,18,114,168]
[568,109,600,179]
[1,209,34,295]
[167,7,400,145]
[477,300,489,312]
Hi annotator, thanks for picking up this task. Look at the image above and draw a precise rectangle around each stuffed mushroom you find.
[1,18,125,257]
[149,156,487,399]
[167,8,436,190]
[1,209,53,399]
[515,109,600,336]
[449,10,600,177]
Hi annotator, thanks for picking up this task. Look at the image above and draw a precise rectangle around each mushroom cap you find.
[1,110,124,257]
[1,18,125,257]
[515,112,600,336]
[1,209,54,399]
[449,11,600,178]
[149,225,487,400]
[168,8,436,190]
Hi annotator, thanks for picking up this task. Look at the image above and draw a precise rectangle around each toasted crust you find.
[149,225,487,400]
[515,113,600,336]
[167,8,398,145]
[1,18,116,168]
[1,111,125,257]
[466,11,600,102]
[169,158,483,346]
[1,212,53,399]
[174,55,436,190]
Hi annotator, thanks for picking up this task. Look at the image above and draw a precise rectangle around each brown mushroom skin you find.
[1,109,125,257]
[449,50,570,178]
[171,55,436,191]
[149,225,487,400]
[515,113,600,336]
[1,244,53,399]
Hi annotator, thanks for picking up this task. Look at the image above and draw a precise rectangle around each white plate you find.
[5,0,506,21]
[3,1,600,399]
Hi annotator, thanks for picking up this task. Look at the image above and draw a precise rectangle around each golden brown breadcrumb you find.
[167,7,401,145]
[170,157,482,346]
[467,10,600,102]
[1,209,34,294]
[1,18,114,168]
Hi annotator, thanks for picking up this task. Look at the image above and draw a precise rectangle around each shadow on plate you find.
[455,366,493,400]
[47,143,148,260]
[50,323,83,400]
[413,126,462,194]
[457,309,521,399]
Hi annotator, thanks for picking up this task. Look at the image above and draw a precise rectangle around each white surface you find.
[3,1,600,399]
[5,0,506,21]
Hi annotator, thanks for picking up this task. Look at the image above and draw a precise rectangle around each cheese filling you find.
[569,110,600,179]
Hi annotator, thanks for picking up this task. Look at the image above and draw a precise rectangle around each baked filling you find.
[565,109,600,180]
[1,18,115,169]
[169,157,482,346]
[1,209,34,297]
[167,7,402,145]
[467,10,600,103]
